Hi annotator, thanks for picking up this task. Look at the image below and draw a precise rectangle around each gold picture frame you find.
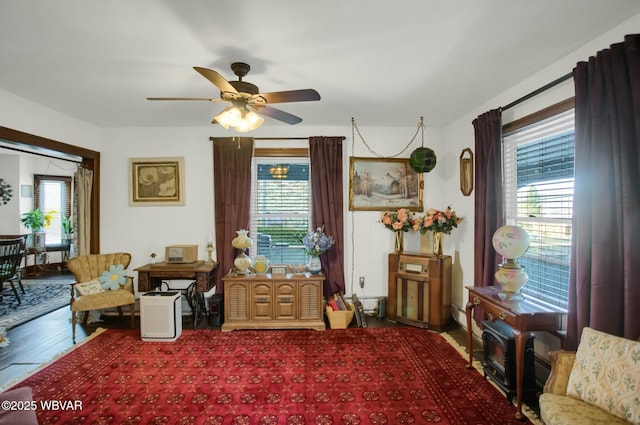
[349,156,423,211]
[129,157,185,206]
[459,148,474,196]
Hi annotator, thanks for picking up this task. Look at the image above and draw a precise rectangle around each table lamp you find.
[492,225,530,300]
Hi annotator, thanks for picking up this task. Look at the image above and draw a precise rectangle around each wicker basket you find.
[326,303,355,329]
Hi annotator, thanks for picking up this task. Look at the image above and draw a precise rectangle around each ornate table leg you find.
[513,329,530,421]
[465,299,475,368]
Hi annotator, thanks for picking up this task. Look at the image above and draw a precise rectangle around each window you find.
[250,151,312,265]
[34,174,72,247]
[502,104,574,309]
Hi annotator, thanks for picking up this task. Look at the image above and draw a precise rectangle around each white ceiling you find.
[1,1,639,129]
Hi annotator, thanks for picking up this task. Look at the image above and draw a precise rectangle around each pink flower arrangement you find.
[415,207,463,234]
[380,208,414,232]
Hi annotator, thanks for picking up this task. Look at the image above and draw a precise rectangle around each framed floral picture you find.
[129,157,185,206]
[349,156,423,211]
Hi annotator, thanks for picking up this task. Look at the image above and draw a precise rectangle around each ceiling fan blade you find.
[193,67,238,94]
[255,105,303,125]
[257,89,320,104]
[147,97,222,101]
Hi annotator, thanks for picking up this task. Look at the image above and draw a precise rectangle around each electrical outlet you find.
[359,276,365,288]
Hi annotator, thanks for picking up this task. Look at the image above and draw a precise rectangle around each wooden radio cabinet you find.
[387,252,452,330]
[222,272,326,331]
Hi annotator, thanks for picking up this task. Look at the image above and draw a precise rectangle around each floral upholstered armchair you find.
[539,327,640,425]
[66,253,135,343]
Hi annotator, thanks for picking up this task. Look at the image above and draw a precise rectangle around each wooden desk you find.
[135,261,218,327]
[135,261,217,293]
[465,286,565,420]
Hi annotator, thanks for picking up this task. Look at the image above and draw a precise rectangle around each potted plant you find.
[20,209,55,248]
[20,209,54,232]
[62,215,73,239]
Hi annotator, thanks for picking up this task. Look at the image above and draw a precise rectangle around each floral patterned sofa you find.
[539,327,640,425]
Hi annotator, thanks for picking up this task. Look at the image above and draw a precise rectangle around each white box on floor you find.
[140,291,182,342]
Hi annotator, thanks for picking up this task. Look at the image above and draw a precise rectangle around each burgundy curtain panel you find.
[309,136,346,297]
[213,137,254,294]
[568,34,640,348]
[472,109,503,327]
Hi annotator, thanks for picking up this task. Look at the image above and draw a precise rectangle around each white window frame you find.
[502,104,574,310]
[249,153,312,266]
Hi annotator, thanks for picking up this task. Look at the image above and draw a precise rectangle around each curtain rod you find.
[501,71,573,112]
[209,136,309,141]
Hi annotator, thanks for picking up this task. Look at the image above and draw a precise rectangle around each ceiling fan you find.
[147,63,321,131]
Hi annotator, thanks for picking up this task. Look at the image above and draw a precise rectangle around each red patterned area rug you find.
[8,327,531,424]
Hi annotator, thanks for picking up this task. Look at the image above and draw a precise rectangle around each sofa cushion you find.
[71,288,134,312]
[566,327,640,424]
[539,392,631,425]
[75,279,104,296]
[98,264,127,290]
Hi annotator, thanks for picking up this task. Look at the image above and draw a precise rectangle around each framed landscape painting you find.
[349,156,423,211]
[129,157,185,206]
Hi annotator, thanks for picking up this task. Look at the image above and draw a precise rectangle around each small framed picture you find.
[129,157,185,206]
[270,265,288,275]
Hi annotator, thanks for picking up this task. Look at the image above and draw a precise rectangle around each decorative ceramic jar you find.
[234,251,252,274]
[308,256,322,274]
[254,255,269,274]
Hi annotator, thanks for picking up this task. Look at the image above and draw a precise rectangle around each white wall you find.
[0,89,101,152]
[0,154,20,234]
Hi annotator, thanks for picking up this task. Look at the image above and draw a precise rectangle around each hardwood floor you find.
[0,274,484,390]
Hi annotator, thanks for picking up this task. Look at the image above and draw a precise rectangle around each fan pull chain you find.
[351,117,423,158]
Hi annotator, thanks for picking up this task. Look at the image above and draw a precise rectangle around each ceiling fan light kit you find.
[214,104,264,132]
[148,62,320,132]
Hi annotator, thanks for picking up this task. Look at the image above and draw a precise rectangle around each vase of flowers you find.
[415,207,463,256]
[381,208,414,253]
[301,226,335,274]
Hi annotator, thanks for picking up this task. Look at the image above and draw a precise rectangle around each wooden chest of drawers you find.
[222,272,325,331]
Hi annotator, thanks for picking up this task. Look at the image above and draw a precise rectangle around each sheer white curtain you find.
[74,166,93,256]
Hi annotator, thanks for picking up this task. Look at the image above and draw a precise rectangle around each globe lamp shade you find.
[409,147,437,173]
[492,225,530,260]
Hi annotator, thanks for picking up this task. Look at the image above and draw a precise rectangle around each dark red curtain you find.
[472,109,503,326]
[568,34,640,348]
[213,137,254,293]
[309,136,345,297]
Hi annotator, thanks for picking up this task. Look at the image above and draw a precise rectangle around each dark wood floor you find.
[1,273,483,389]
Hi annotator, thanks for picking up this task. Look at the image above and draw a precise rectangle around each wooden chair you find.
[66,252,135,343]
[0,236,27,305]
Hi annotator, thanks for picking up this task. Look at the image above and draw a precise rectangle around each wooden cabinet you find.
[387,252,452,330]
[222,273,325,331]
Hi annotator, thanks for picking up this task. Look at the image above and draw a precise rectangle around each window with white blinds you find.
[34,174,72,247]
[250,156,311,265]
[503,109,574,309]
